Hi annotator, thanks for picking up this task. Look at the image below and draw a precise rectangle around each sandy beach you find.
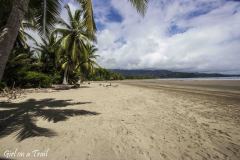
[0,80,240,160]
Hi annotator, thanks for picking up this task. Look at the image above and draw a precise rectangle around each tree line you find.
[0,0,148,88]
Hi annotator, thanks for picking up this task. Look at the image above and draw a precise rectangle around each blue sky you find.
[61,0,240,74]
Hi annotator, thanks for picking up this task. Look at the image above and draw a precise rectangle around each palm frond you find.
[28,0,63,35]
[128,0,148,16]
[64,4,75,27]
[58,19,71,29]
[60,34,72,50]
[54,28,71,36]
[76,0,96,38]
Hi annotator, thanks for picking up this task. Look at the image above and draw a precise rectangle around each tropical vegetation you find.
[0,0,148,89]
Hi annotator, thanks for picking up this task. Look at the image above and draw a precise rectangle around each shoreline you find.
[118,79,240,100]
[0,80,240,160]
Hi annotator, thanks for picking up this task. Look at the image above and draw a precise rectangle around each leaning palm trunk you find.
[63,67,68,85]
[0,0,30,81]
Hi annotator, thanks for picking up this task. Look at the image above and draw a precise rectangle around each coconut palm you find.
[55,4,96,84]
[0,0,148,81]
[80,44,99,78]
[17,22,37,49]
[33,33,59,74]
[2,45,36,86]
[0,0,62,81]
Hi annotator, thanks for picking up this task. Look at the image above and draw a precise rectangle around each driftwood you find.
[105,83,112,87]
[52,84,75,90]
[102,83,118,87]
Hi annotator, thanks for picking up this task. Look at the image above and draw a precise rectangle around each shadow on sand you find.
[0,157,15,160]
[0,98,99,141]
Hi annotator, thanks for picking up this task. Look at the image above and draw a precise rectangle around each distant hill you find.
[111,69,239,79]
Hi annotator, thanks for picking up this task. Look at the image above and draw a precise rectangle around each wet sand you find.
[0,80,240,160]
[121,79,240,100]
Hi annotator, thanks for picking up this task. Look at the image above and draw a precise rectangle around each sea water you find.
[158,77,240,81]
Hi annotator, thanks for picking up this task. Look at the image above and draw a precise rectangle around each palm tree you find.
[80,44,99,78]
[56,4,95,84]
[33,33,59,74]
[0,0,62,81]
[3,45,36,87]
[0,0,148,81]
[17,21,37,49]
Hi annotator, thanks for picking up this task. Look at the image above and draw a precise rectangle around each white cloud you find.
[26,0,240,74]
[95,0,240,74]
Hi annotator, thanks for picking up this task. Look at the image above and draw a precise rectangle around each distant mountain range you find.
[111,69,240,79]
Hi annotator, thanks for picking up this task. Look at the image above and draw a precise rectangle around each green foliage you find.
[34,33,59,74]
[68,71,81,84]
[51,73,62,84]
[2,40,54,88]
[76,0,96,40]
[1,0,148,87]
[2,46,34,86]
[0,81,7,90]
[128,0,148,15]
[87,68,124,81]
[55,4,97,84]
[23,71,52,88]
[80,44,99,78]
[0,0,12,28]
[28,0,63,35]
[1,0,62,35]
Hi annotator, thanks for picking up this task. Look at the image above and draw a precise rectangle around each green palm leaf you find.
[76,0,96,39]
[128,0,148,15]
[28,0,63,35]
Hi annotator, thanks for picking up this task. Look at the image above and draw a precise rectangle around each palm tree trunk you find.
[0,0,29,81]
[63,67,68,85]
[43,0,47,36]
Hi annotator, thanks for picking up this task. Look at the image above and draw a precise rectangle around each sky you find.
[62,0,240,74]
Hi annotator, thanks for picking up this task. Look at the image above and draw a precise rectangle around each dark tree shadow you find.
[0,99,99,141]
[0,157,15,160]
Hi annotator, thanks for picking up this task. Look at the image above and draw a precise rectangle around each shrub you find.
[51,73,62,84]
[0,81,6,91]
[23,71,52,88]
[68,71,81,84]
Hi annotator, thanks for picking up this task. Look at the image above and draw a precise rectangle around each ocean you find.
[158,77,240,81]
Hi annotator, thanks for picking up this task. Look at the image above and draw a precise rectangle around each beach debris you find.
[1,87,24,101]
[105,83,112,87]
[52,84,75,90]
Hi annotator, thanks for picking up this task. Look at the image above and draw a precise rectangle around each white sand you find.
[0,82,239,160]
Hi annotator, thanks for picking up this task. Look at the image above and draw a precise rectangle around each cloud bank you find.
[92,0,240,74]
